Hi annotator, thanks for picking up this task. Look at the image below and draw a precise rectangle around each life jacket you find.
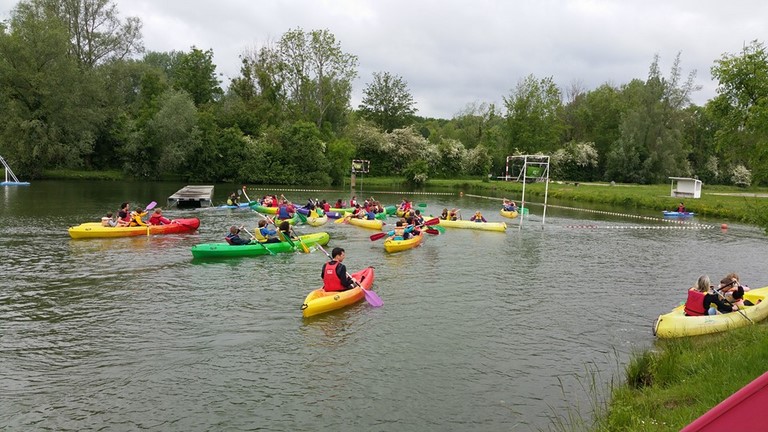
[118,210,130,222]
[323,261,344,292]
[101,217,112,227]
[394,226,405,237]
[129,211,147,227]
[149,214,169,225]
[684,290,707,316]
[253,229,267,242]
[322,202,331,212]
[278,205,292,219]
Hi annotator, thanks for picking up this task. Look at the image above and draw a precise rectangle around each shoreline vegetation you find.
[43,171,768,229]
[42,171,768,231]
[44,171,768,430]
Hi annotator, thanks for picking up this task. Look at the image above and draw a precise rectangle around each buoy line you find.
[461,193,714,228]
[565,224,716,230]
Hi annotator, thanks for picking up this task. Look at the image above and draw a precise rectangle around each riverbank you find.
[359,177,768,232]
[577,323,768,431]
[40,171,768,231]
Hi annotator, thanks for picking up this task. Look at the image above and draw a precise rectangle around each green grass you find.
[41,169,125,180]
[407,178,768,232]
[545,324,768,431]
[595,325,768,431]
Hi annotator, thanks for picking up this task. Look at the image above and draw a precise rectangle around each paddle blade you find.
[335,215,349,224]
[425,228,440,235]
[299,239,310,253]
[145,201,157,211]
[369,232,388,241]
[363,288,383,307]
[423,217,440,226]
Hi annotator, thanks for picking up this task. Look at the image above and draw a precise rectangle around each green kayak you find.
[191,232,330,258]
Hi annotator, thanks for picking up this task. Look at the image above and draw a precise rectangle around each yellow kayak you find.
[436,218,506,232]
[500,209,519,219]
[653,286,768,338]
[306,214,328,227]
[301,267,376,318]
[384,231,424,253]
[344,217,384,230]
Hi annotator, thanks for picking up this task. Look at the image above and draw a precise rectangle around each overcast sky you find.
[2,0,767,118]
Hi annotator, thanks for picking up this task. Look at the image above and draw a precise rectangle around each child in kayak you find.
[129,207,148,227]
[720,273,751,308]
[101,212,118,227]
[502,199,517,212]
[149,208,171,225]
[257,219,281,243]
[225,226,252,245]
[385,221,413,241]
[470,211,487,222]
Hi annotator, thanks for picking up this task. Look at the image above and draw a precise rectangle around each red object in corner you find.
[681,371,768,432]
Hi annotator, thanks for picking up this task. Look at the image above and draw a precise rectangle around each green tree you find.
[279,120,330,185]
[173,47,222,106]
[45,0,143,68]
[562,83,624,173]
[244,28,358,131]
[358,71,417,132]
[503,75,565,155]
[122,89,199,177]
[710,40,768,184]
[606,53,699,183]
[0,2,100,176]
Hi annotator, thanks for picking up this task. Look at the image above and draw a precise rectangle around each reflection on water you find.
[2,180,768,430]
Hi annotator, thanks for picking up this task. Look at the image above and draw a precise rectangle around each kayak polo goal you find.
[504,155,550,229]
[0,155,30,186]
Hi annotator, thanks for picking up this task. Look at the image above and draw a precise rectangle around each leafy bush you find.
[402,159,429,186]
[732,164,752,187]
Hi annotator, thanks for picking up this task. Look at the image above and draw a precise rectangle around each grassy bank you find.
[570,324,768,431]
[364,177,768,232]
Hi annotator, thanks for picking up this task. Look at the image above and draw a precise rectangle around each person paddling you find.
[225,226,252,245]
[149,208,171,225]
[321,247,355,292]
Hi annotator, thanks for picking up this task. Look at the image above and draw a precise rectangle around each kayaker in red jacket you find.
[148,208,171,225]
[321,247,355,292]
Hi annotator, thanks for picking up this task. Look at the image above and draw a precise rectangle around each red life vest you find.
[684,290,707,316]
[323,261,344,292]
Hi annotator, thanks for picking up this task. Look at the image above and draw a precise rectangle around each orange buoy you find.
[721,223,728,230]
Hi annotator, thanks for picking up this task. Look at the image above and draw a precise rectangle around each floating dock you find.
[167,185,214,208]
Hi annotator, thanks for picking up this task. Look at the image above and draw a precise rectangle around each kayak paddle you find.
[369,217,440,241]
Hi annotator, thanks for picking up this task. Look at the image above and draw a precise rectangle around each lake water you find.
[2,181,767,431]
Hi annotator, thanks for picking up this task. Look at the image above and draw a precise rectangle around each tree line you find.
[1,0,767,187]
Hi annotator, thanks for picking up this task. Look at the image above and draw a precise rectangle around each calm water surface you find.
[2,181,767,431]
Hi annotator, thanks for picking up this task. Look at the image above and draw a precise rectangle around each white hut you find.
[669,177,702,199]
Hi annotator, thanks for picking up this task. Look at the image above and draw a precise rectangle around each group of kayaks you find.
[67,198,525,318]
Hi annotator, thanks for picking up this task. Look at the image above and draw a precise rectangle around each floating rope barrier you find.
[565,224,716,230]
[462,193,717,229]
